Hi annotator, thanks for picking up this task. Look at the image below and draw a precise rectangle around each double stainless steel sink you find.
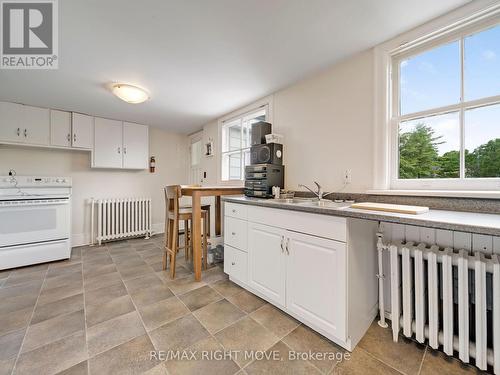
[271,197,351,209]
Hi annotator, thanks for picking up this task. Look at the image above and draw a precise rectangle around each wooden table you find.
[180,185,244,281]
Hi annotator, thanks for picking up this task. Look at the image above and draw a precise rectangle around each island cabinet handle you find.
[280,235,284,253]
[285,238,290,255]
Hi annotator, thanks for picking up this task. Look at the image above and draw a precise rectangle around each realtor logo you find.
[1,0,58,69]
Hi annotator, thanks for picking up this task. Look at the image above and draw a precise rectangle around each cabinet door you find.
[225,216,247,251]
[50,110,71,147]
[247,222,286,307]
[93,118,123,168]
[286,231,347,341]
[123,122,148,169]
[0,102,22,143]
[224,245,248,283]
[71,113,93,149]
[22,105,50,145]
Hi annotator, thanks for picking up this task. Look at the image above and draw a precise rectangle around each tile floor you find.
[0,235,491,375]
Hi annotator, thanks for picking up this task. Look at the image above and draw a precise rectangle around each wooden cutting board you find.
[350,202,429,215]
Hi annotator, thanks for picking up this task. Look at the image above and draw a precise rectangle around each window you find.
[220,107,267,181]
[391,20,500,189]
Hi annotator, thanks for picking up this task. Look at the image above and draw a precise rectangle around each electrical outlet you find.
[344,169,352,185]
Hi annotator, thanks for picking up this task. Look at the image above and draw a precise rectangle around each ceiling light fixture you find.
[111,84,149,104]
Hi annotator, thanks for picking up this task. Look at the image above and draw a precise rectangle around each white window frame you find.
[189,131,203,185]
[373,2,500,193]
[217,98,272,184]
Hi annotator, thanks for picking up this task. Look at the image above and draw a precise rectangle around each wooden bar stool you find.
[180,202,211,261]
[163,185,209,279]
[180,184,211,240]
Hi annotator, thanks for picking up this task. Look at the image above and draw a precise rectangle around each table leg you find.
[215,196,221,236]
[191,191,202,281]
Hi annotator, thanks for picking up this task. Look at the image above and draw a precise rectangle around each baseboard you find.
[152,222,165,235]
[71,233,91,247]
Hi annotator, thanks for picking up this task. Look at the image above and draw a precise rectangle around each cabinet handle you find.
[67,134,71,142]
[123,147,127,154]
[16,128,20,136]
[280,235,284,253]
[117,147,121,154]
[73,133,77,143]
[232,209,236,213]
[231,232,236,236]
[231,262,235,266]
[285,238,290,255]
[24,129,27,138]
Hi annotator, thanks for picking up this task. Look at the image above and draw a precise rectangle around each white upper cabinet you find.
[21,105,50,145]
[0,102,50,145]
[71,113,93,149]
[93,119,149,170]
[123,122,149,169]
[51,111,93,149]
[0,102,22,143]
[50,110,72,147]
[93,117,123,168]
[0,101,148,170]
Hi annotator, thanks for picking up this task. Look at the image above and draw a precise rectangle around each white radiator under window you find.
[91,198,152,245]
[377,236,500,374]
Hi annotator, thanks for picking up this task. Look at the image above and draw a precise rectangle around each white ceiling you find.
[0,0,470,133]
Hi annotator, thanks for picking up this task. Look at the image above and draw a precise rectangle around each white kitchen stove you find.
[0,175,72,270]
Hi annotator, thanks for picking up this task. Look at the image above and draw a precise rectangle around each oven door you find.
[0,198,70,247]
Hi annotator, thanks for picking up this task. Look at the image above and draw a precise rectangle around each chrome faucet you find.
[298,181,335,200]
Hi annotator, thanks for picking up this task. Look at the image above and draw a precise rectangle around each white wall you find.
[199,120,219,185]
[0,126,189,246]
[199,49,375,193]
[274,49,374,192]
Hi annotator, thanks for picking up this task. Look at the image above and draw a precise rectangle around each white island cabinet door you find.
[71,113,93,149]
[247,222,286,307]
[123,122,149,169]
[286,231,347,342]
[0,102,22,143]
[22,105,50,145]
[93,118,123,168]
[50,109,71,147]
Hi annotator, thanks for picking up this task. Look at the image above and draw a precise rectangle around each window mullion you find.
[240,119,244,180]
[459,37,465,179]
[459,108,465,179]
